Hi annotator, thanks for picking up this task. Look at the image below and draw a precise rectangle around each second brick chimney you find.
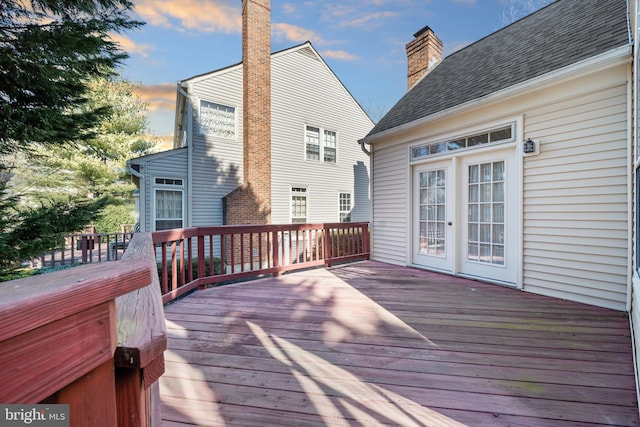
[406,26,443,90]
[224,0,272,226]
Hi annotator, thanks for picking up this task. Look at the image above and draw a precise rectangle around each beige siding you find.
[370,140,408,265]
[523,82,629,310]
[270,46,372,224]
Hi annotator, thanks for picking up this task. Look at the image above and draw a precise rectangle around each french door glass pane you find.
[419,170,446,257]
[467,161,506,265]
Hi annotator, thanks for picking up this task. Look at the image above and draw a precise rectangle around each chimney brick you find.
[406,26,443,90]
[224,0,272,227]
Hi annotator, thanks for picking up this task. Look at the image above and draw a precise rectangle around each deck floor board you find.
[161,261,639,426]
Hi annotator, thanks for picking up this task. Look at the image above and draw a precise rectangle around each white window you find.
[305,126,320,161]
[339,193,352,222]
[411,124,514,160]
[291,187,308,224]
[154,178,184,231]
[324,130,336,163]
[306,126,337,163]
[200,100,236,139]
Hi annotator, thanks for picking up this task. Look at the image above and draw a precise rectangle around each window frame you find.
[410,122,516,162]
[290,187,308,224]
[305,125,337,163]
[339,192,352,222]
[199,99,237,139]
[153,177,185,231]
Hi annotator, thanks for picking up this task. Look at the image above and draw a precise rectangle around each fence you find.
[34,228,134,268]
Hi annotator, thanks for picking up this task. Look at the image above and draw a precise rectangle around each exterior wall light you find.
[523,138,539,156]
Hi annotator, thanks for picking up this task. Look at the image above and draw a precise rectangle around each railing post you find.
[363,223,370,259]
[81,235,89,264]
[114,233,167,427]
[197,234,205,283]
[323,224,331,268]
[272,230,280,276]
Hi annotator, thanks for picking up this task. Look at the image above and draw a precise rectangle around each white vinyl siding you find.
[189,67,244,227]
[270,45,373,224]
[131,148,188,232]
[370,140,409,265]
[522,81,629,310]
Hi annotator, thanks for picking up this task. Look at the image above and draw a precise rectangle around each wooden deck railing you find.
[0,232,166,427]
[154,222,370,304]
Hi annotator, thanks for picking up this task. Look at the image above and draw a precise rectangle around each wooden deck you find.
[160,261,639,426]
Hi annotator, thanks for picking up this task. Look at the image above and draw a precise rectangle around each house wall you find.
[188,68,244,227]
[270,45,373,224]
[522,70,629,310]
[370,61,630,310]
[135,149,189,231]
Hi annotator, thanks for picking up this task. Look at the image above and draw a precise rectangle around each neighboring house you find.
[360,0,632,311]
[128,41,373,232]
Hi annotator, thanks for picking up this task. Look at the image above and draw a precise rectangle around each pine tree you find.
[0,0,143,276]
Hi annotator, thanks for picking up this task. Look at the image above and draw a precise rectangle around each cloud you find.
[450,0,476,3]
[321,50,358,61]
[339,11,398,29]
[273,23,325,44]
[109,33,154,58]
[133,83,176,112]
[282,3,297,14]
[134,0,241,33]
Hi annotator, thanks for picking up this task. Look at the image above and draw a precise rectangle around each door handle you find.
[447,222,453,226]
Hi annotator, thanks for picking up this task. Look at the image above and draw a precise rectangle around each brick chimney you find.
[406,26,443,90]
[224,0,272,225]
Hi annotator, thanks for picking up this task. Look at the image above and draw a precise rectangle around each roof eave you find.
[362,44,632,144]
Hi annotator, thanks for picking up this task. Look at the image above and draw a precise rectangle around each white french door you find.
[412,148,518,285]
[412,161,454,273]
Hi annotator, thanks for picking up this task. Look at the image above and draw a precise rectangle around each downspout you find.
[358,138,371,156]
[629,0,636,314]
[628,0,640,417]
[126,159,145,231]
[178,82,194,228]
[359,138,373,259]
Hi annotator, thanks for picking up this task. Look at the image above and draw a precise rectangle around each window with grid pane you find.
[324,130,336,163]
[339,193,352,222]
[467,161,505,265]
[199,100,236,138]
[305,126,320,161]
[291,187,307,224]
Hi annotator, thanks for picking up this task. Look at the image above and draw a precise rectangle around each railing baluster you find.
[161,242,168,295]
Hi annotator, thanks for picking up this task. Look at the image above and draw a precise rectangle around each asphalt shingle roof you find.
[367,0,630,138]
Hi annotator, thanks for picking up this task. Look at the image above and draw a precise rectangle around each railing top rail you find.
[152,222,369,243]
[0,260,152,343]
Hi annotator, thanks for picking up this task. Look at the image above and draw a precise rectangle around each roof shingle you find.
[367,0,629,137]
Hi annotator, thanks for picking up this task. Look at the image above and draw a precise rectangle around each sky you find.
[116,0,550,142]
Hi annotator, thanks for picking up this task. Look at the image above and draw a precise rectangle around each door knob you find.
[447,222,453,226]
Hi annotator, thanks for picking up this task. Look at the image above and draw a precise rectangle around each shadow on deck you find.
[160,261,639,426]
